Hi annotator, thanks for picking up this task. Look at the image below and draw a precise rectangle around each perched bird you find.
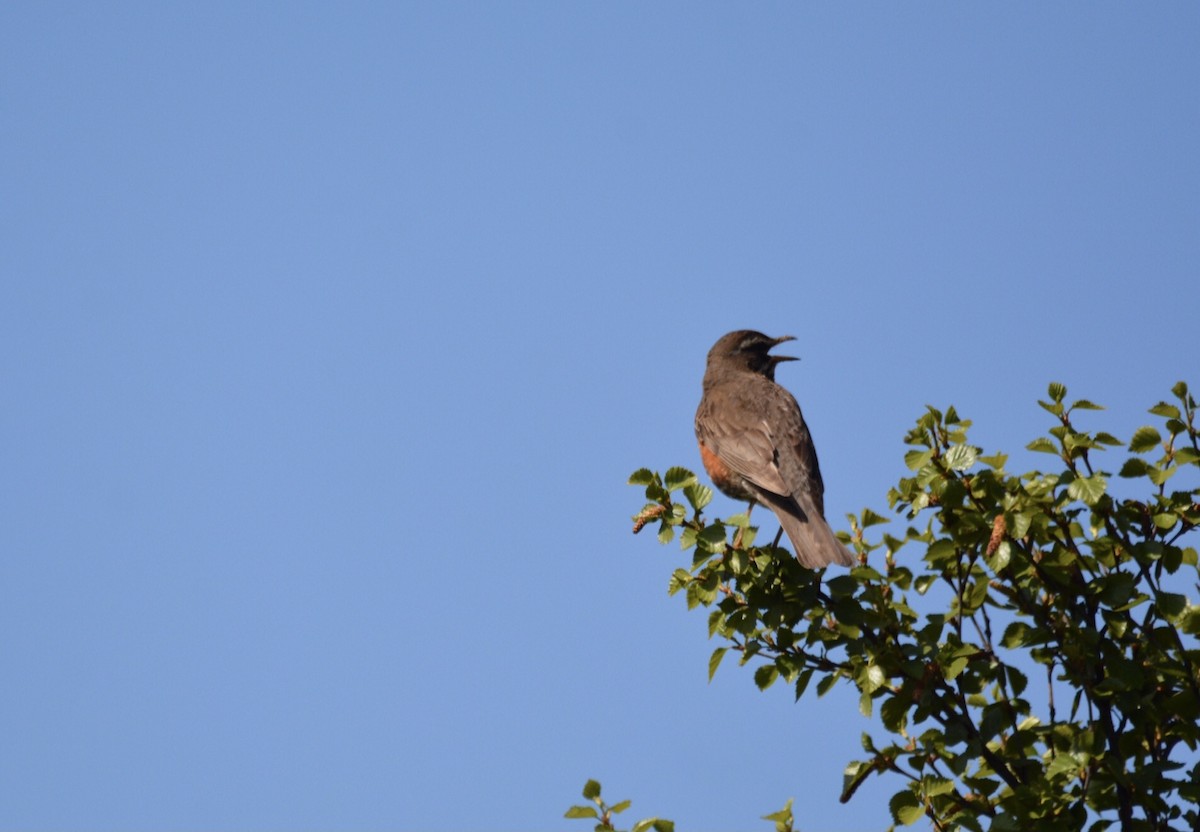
[694,330,854,568]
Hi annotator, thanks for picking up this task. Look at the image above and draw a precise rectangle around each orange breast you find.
[698,440,754,501]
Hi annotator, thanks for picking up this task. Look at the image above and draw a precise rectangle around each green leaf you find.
[943,655,970,681]
[708,647,727,682]
[1129,426,1162,453]
[1180,606,1200,636]
[1156,592,1187,618]
[826,575,858,597]
[727,607,756,636]
[842,759,874,803]
[761,797,794,831]
[905,449,934,470]
[754,663,780,691]
[1095,572,1135,607]
[609,800,631,815]
[728,548,748,574]
[725,512,751,529]
[678,526,697,551]
[889,790,925,826]
[688,571,719,606]
[564,806,598,819]
[1153,512,1177,531]
[944,444,979,471]
[1002,621,1042,649]
[860,507,890,528]
[1009,510,1033,539]
[696,523,727,552]
[978,701,1011,741]
[1175,447,1200,465]
[1149,401,1181,419]
[1163,545,1184,572]
[1071,399,1104,411]
[1068,473,1107,505]
[923,776,956,797]
[987,540,1012,572]
[682,483,712,511]
[663,467,696,491]
[792,667,814,700]
[1119,458,1151,478]
[860,663,887,694]
[1048,382,1067,403]
[1147,464,1178,486]
[880,694,909,732]
[583,780,602,801]
[978,452,1009,469]
[628,468,657,486]
[1006,665,1029,696]
[1026,437,1059,455]
[633,819,675,832]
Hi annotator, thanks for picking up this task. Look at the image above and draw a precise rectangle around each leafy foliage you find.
[564,779,674,832]
[613,383,1200,831]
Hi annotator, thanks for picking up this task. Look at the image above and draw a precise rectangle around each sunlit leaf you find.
[1027,437,1059,455]
[683,482,713,511]
[860,507,890,528]
[905,449,934,470]
[944,444,978,471]
[663,467,696,491]
[1129,426,1162,453]
[1067,474,1106,505]
[628,468,657,486]
[708,647,727,682]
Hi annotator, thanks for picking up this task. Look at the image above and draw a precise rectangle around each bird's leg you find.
[772,527,784,549]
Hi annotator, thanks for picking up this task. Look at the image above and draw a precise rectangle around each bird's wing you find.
[698,413,791,497]
[738,381,823,514]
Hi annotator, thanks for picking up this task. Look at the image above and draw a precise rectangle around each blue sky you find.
[2,3,1197,830]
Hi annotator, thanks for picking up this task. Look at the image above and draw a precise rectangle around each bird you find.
[694,330,854,569]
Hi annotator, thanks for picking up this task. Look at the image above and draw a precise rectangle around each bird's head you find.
[706,330,798,378]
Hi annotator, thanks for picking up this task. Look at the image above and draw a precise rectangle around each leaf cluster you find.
[564,779,673,832]
[623,383,1200,832]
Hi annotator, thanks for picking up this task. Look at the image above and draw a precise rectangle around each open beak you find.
[770,335,798,363]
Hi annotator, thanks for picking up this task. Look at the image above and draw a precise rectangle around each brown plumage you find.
[695,330,854,569]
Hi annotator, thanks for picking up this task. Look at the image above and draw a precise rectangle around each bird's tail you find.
[762,493,856,569]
